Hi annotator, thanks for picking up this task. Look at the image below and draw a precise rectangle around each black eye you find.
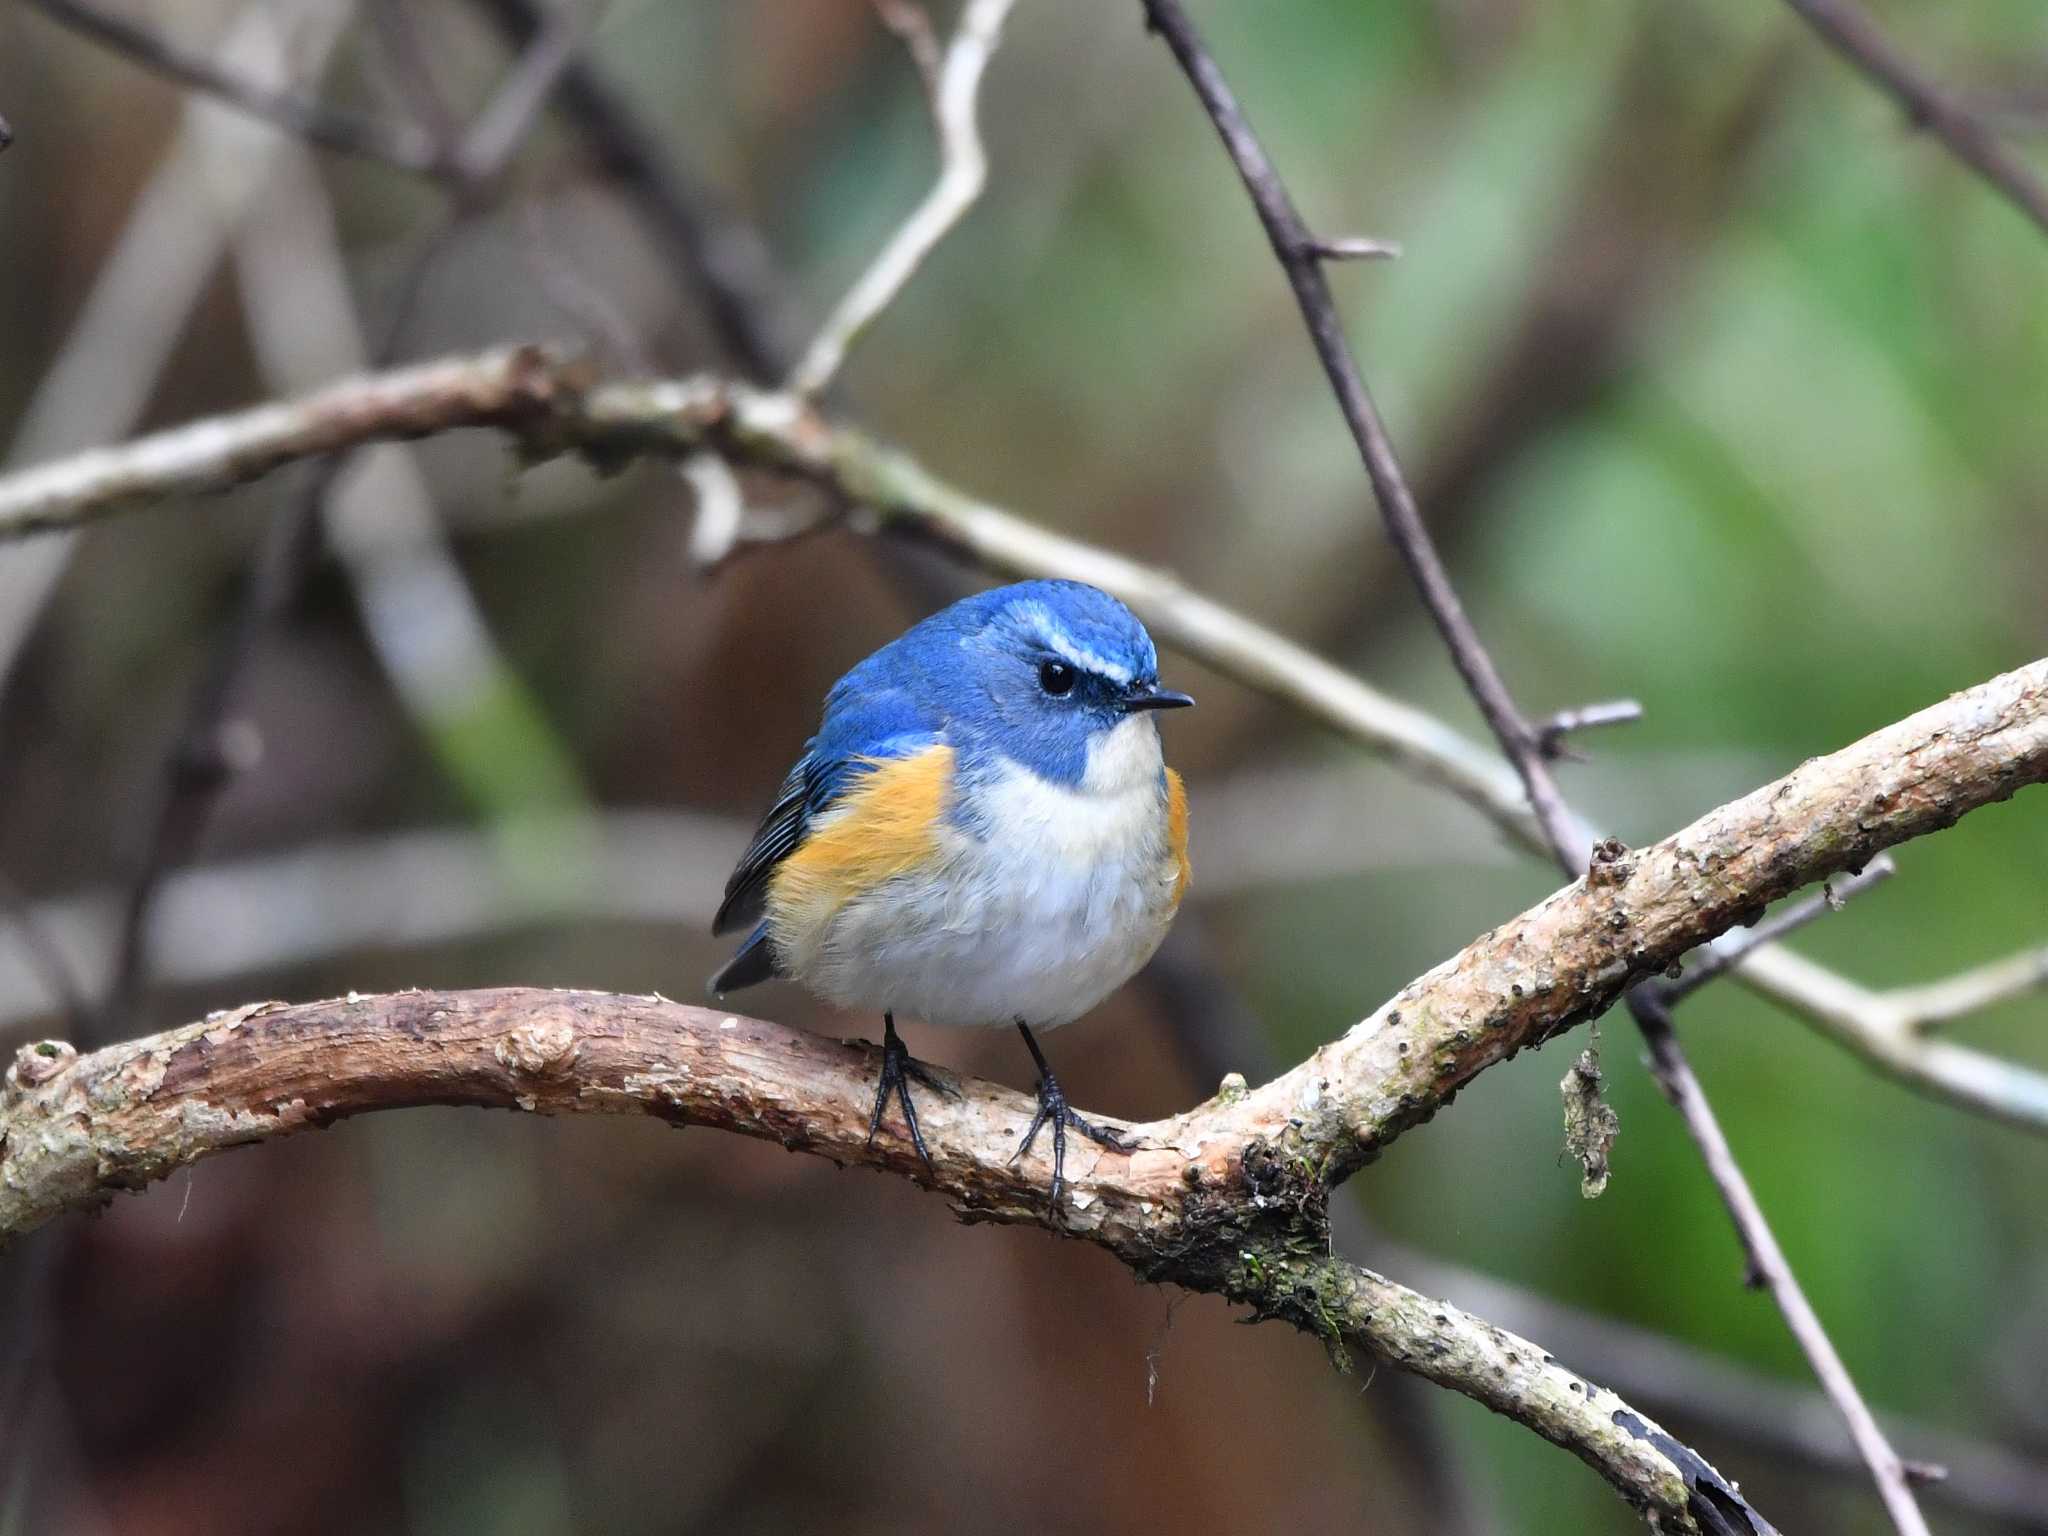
[1038,660,1076,697]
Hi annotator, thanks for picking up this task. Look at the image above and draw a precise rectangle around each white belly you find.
[774,719,1184,1027]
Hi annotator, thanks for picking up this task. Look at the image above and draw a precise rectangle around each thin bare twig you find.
[95,244,442,1036]
[1722,943,2048,1131]
[470,0,797,381]
[1778,0,2048,238]
[1535,698,1646,760]
[1135,0,1582,853]
[1887,942,2048,1031]
[448,3,597,189]
[19,0,437,172]
[1304,235,1402,261]
[1132,3,1931,1530]
[1154,940,2048,1530]
[1661,855,1898,1005]
[364,0,462,150]
[786,0,1018,397]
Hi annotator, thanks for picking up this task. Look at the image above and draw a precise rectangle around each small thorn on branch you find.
[1304,234,1401,261]
[1901,1459,1950,1487]
[1534,698,1644,760]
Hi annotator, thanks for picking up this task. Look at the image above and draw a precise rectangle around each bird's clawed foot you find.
[867,1013,952,1173]
[1010,1022,1137,1209]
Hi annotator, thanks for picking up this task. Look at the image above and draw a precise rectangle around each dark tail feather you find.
[708,925,779,996]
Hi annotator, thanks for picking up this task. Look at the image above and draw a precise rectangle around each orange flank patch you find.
[766,747,956,935]
[1166,767,1192,908]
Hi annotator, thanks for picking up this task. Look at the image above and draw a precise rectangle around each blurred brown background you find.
[1,0,2045,1532]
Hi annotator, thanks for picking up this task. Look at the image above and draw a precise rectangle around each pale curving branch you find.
[785,0,1017,397]
[0,350,1547,839]
[1885,943,2048,1031]
[1777,0,2048,239]
[0,989,1730,1530]
[1,351,2043,1139]
[1723,944,2048,1131]
[1661,856,1898,1005]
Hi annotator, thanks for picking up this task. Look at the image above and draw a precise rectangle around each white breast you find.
[781,717,1183,1028]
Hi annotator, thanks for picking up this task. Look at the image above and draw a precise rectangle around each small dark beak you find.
[1122,682,1195,713]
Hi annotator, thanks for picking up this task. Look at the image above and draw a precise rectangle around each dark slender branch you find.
[1136,0,1584,862]
[466,0,799,381]
[1660,855,1897,1006]
[1625,978,1955,1532]
[1133,4,1931,1532]
[1779,0,2048,238]
[19,0,437,172]
[364,0,465,156]
[99,450,334,1035]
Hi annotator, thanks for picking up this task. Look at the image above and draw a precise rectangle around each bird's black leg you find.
[867,1013,949,1173]
[1011,1021,1137,1207]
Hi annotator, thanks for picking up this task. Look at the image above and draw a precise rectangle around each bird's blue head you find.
[857,580,1194,789]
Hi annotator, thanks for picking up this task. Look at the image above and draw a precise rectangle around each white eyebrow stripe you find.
[1047,632,1133,685]
[1015,601,1135,684]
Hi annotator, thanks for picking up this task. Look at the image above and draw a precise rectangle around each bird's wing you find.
[712,687,943,938]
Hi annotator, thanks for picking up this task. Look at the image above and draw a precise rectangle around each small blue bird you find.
[711,580,1193,1203]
